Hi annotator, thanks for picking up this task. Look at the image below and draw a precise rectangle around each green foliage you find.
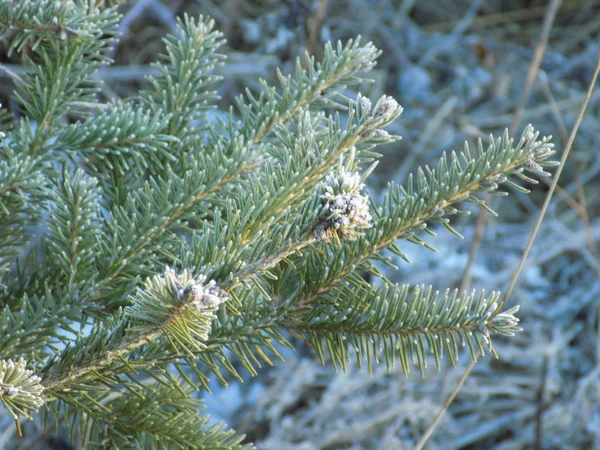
[0,1,556,447]
[143,15,225,141]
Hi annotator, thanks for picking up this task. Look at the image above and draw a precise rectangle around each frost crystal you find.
[315,170,372,242]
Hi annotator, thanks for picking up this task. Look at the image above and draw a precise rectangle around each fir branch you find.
[9,4,119,154]
[0,293,75,361]
[284,283,519,375]
[143,15,225,140]
[0,0,118,53]
[67,39,383,311]
[237,39,381,145]
[237,96,401,247]
[58,103,178,179]
[192,96,400,291]
[171,38,383,218]
[100,382,252,449]
[49,382,251,449]
[296,126,556,302]
[0,5,561,445]
[45,168,102,293]
[92,156,256,308]
[41,268,226,393]
[0,147,45,282]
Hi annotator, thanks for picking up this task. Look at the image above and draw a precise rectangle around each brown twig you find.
[510,0,562,134]
[306,0,329,58]
[534,355,548,450]
[413,357,477,450]
[459,197,489,292]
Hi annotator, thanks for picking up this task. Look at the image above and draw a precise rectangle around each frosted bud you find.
[522,159,544,173]
[534,142,554,159]
[371,128,391,139]
[358,94,372,116]
[2,386,18,397]
[373,95,401,119]
[165,266,227,310]
[182,279,225,310]
[480,178,498,191]
[315,169,372,242]
[523,125,537,143]
[0,358,44,412]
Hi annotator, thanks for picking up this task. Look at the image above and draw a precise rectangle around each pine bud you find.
[534,144,554,159]
[523,125,537,143]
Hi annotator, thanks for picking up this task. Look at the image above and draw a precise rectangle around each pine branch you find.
[182,96,401,291]
[0,4,561,445]
[237,95,401,247]
[237,39,381,144]
[58,103,178,180]
[72,40,384,311]
[102,382,252,449]
[91,156,256,309]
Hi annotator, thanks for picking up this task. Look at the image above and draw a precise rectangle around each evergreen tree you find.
[0,1,556,448]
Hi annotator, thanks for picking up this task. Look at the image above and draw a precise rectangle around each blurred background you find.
[3,0,600,448]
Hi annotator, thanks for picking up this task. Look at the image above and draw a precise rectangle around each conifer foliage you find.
[0,1,556,448]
